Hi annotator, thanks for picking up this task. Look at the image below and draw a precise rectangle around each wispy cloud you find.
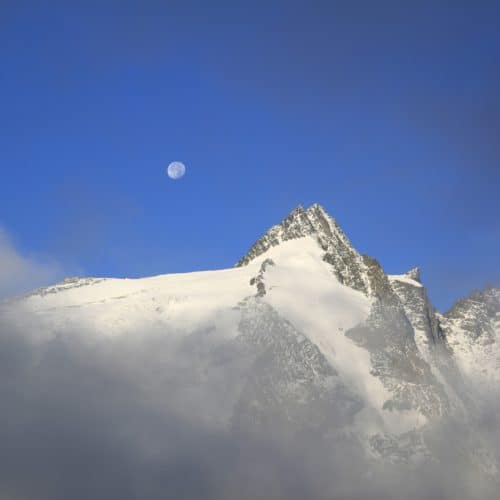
[0,226,66,299]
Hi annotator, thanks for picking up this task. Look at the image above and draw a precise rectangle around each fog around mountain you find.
[0,205,498,500]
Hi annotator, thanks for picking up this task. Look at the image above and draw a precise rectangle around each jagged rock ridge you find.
[238,204,372,294]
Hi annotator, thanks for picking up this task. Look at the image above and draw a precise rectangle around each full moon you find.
[167,161,186,180]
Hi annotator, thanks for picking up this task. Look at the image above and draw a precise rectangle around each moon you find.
[167,161,186,180]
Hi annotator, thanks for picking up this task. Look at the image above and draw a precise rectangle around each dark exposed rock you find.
[346,297,450,419]
[249,258,275,297]
[232,299,362,436]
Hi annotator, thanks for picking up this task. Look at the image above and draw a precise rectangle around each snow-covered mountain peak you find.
[237,203,373,294]
[237,204,345,264]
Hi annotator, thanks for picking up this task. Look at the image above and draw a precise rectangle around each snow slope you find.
[4,236,370,342]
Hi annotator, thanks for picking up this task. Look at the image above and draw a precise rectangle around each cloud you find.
[0,303,498,500]
[0,227,66,299]
[0,316,319,500]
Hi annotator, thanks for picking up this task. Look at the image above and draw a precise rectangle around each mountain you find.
[440,287,500,394]
[1,203,498,497]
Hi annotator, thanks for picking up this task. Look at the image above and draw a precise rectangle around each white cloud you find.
[0,226,65,299]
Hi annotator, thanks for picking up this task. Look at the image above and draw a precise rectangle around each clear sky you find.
[1,1,499,310]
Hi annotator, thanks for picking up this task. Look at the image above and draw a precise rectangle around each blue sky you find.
[1,1,499,310]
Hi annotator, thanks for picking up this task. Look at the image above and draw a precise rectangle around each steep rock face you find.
[346,288,450,420]
[387,270,470,418]
[389,269,449,363]
[237,204,372,294]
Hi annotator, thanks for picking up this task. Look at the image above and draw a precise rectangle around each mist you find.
[0,304,498,500]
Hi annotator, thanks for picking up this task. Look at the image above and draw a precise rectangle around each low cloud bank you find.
[0,309,498,500]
